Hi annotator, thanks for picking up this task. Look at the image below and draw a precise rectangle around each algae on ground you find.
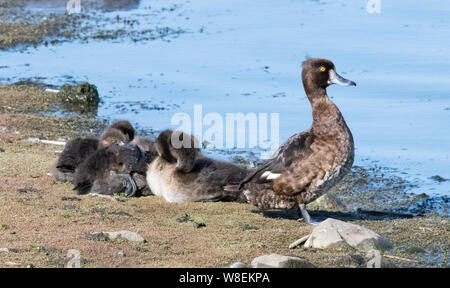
[0,0,186,51]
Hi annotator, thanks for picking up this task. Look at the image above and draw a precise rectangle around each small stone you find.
[87,231,146,243]
[5,262,19,266]
[229,262,246,268]
[85,232,109,241]
[89,193,118,202]
[0,248,9,253]
[106,231,146,243]
[118,250,125,257]
[251,254,314,268]
[27,263,35,268]
[304,218,392,252]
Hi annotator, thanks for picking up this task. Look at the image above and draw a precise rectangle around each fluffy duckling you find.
[50,138,99,183]
[98,120,135,149]
[73,142,144,195]
[146,130,248,203]
[73,126,157,196]
[235,58,356,223]
[50,120,136,183]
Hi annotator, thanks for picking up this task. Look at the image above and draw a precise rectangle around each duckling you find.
[50,138,98,183]
[50,120,136,183]
[235,58,356,223]
[98,120,135,149]
[73,127,157,196]
[146,130,248,203]
[73,142,146,195]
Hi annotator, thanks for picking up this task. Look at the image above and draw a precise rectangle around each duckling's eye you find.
[319,66,326,72]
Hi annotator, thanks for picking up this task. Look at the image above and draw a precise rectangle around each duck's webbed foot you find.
[297,204,316,225]
[118,173,137,197]
[91,172,138,196]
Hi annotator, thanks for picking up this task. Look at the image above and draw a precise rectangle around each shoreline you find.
[0,83,448,268]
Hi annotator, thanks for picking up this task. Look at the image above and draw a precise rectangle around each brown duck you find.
[236,58,356,223]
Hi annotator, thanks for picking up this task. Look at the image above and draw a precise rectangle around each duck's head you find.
[99,120,136,149]
[156,130,200,173]
[109,120,135,142]
[99,128,129,149]
[302,58,356,93]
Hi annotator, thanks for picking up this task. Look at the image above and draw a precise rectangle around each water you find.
[1,0,449,200]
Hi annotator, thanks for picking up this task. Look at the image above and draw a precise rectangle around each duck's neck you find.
[305,87,348,139]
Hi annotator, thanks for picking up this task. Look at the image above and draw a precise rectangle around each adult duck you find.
[236,58,356,223]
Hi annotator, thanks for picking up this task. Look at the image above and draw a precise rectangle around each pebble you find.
[251,254,314,268]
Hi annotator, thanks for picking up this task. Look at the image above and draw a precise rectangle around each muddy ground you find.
[0,0,185,51]
[0,84,448,268]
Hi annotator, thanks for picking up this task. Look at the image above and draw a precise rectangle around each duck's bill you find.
[328,69,356,86]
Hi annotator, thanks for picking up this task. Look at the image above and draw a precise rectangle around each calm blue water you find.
[1,0,449,198]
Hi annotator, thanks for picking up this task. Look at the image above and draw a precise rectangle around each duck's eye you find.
[319,66,326,72]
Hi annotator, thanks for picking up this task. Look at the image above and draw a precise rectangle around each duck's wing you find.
[238,130,312,189]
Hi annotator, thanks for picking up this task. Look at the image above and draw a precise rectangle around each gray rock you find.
[304,218,392,252]
[251,254,314,268]
[58,82,99,115]
[0,248,9,253]
[229,262,246,268]
[106,231,146,243]
[88,231,146,243]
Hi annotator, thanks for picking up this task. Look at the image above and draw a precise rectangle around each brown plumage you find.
[73,125,157,196]
[50,120,157,196]
[98,120,135,149]
[73,143,142,194]
[237,58,356,221]
[146,130,248,203]
[50,137,99,183]
[51,120,136,183]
